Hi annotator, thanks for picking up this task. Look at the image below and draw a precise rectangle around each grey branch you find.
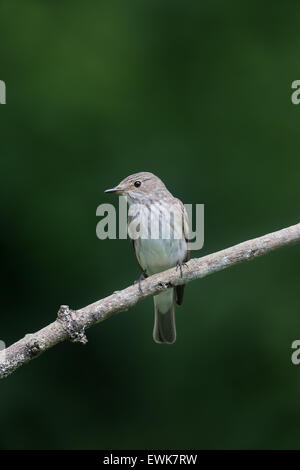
[1,222,300,379]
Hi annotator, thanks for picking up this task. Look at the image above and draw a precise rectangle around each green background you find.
[1,0,300,450]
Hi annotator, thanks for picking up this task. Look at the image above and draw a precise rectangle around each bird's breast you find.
[128,201,187,275]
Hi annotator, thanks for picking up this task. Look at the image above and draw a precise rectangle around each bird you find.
[105,172,189,344]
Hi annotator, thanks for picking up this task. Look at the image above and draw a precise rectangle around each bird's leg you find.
[176,260,188,278]
[134,271,147,293]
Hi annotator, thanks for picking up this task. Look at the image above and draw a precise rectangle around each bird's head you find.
[105,172,168,203]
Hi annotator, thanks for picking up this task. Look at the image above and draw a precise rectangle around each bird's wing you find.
[174,198,190,306]
[175,197,190,262]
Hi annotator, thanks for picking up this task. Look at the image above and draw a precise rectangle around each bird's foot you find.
[134,272,147,293]
[176,260,188,278]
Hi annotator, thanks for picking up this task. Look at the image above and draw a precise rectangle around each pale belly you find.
[134,237,187,276]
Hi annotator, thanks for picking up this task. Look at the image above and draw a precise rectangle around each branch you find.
[1,222,300,379]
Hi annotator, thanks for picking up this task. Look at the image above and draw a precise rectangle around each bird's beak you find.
[104,186,122,194]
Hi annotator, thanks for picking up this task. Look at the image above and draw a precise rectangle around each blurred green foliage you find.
[0,0,300,450]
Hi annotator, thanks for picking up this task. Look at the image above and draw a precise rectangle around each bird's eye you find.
[134,181,141,188]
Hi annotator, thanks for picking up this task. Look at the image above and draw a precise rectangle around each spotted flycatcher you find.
[105,172,189,344]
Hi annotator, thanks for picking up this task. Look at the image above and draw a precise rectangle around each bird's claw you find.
[176,261,188,278]
[134,272,146,293]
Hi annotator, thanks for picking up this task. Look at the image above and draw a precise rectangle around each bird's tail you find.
[153,289,176,344]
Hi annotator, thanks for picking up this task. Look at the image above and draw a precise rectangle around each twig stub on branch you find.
[57,305,88,344]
